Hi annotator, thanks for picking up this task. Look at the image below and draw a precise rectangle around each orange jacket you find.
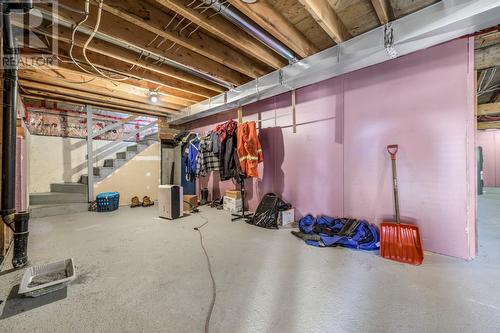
[237,121,263,178]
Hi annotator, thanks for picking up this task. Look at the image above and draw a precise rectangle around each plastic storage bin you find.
[96,192,120,212]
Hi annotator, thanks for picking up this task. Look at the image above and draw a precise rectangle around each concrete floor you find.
[0,190,499,333]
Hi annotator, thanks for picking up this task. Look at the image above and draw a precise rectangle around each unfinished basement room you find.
[1,0,500,332]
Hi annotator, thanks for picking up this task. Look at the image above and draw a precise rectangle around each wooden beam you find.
[478,121,500,130]
[477,102,500,116]
[29,24,223,95]
[19,73,184,111]
[18,68,191,108]
[297,0,351,43]
[23,39,215,100]
[475,30,500,49]
[33,64,203,104]
[227,0,318,58]
[370,0,394,24]
[151,0,287,69]
[21,93,167,118]
[19,81,178,114]
[38,0,251,86]
[475,43,500,70]
[78,0,271,78]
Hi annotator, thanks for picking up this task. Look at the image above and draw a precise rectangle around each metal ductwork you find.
[2,0,33,268]
[170,0,500,125]
[203,0,299,63]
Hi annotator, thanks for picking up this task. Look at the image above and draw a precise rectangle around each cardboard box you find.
[225,189,241,199]
[278,208,295,227]
[223,196,242,213]
[183,195,198,212]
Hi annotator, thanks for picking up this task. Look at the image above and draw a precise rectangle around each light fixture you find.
[148,90,159,103]
[240,0,257,3]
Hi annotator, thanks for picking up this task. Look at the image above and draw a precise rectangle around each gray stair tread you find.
[30,192,86,197]
[29,203,89,218]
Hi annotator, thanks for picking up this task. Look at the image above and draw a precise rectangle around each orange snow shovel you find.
[380,145,424,265]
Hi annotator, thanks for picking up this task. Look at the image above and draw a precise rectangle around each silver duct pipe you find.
[204,0,298,63]
[171,0,500,125]
[34,8,234,89]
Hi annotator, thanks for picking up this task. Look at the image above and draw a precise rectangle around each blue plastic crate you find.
[96,192,120,212]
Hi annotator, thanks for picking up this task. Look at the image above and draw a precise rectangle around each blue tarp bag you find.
[297,215,380,250]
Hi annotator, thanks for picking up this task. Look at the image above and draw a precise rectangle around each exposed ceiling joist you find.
[22,94,166,117]
[478,102,500,116]
[18,70,185,110]
[296,0,351,43]
[150,0,287,69]
[478,121,500,130]
[370,0,394,24]
[97,0,272,78]
[18,67,192,107]
[226,0,318,58]
[40,0,250,87]
[19,80,178,114]
[475,43,500,70]
[28,25,223,96]
[24,38,217,100]
[475,29,500,49]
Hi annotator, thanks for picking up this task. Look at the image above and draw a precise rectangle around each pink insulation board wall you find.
[188,38,476,259]
[477,130,500,187]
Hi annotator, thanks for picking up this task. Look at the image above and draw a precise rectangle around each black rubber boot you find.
[12,211,29,268]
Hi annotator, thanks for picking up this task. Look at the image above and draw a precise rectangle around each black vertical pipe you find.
[1,1,32,268]
[1,11,18,215]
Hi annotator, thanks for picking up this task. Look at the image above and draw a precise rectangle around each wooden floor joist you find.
[478,102,500,116]
[37,0,252,87]
[18,68,192,108]
[151,0,287,69]
[297,0,351,43]
[19,80,178,114]
[226,0,318,58]
[88,0,272,78]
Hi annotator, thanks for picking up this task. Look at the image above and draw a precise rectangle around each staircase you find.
[29,134,158,218]
[29,183,88,218]
[79,134,157,184]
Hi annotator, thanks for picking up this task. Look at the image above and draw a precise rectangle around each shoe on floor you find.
[142,196,154,207]
[131,196,142,208]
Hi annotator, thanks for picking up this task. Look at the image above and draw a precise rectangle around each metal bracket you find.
[384,22,398,59]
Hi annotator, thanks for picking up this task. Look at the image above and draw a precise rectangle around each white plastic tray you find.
[18,258,76,297]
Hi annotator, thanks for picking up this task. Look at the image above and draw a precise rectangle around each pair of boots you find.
[131,196,154,208]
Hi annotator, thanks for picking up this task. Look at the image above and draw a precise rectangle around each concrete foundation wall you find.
[28,135,115,193]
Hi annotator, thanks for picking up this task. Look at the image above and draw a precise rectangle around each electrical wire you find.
[81,0,129,81]
[69,0,95,76]
[193,214,216,333]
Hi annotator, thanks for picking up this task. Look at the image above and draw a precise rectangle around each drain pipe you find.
[204,0,298,63]
[1,0,33,268]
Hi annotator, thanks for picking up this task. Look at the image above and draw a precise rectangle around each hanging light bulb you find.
[148,90,159,103]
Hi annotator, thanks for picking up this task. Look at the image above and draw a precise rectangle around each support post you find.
[86,105,94,201]
[237,107,243,124]
[292,90,297,133]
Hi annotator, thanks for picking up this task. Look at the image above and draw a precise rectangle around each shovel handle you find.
[387,144,398,160]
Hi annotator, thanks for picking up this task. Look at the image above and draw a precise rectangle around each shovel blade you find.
[380,222,424,265]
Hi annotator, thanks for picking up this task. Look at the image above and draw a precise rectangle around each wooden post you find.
[237,107,243,124]
[292,90,297,133]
